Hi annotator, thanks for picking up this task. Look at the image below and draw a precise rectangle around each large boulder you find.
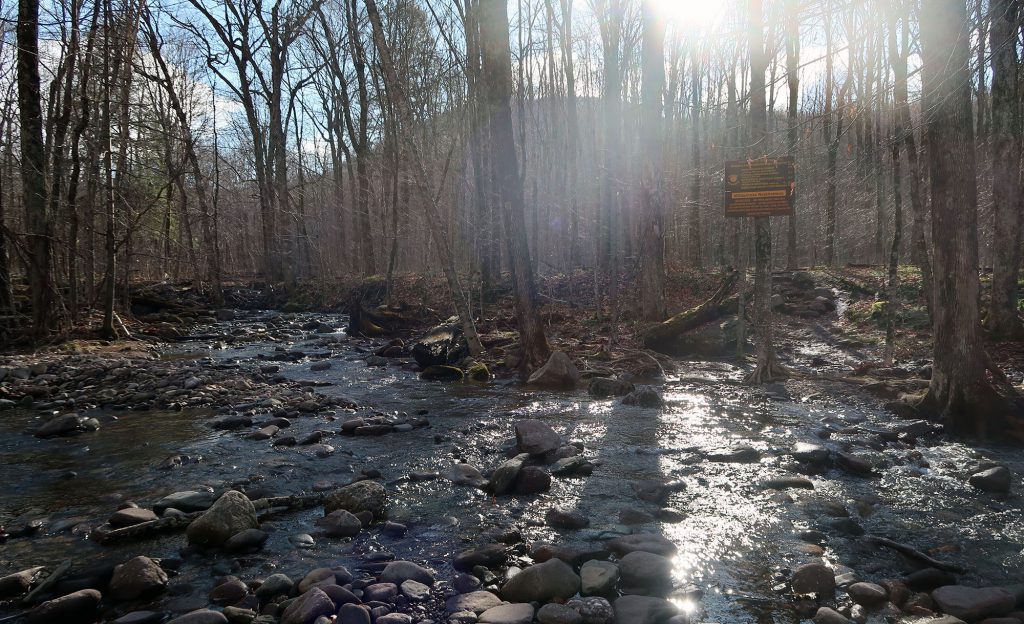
[446,590,503,615]
[515,420,561,455]
[791,563,836,596]
[34,413,97,438]
[314,510,362,538]
[166,611,229,624]
[931,586,1017,621]
[380,561,435,587]
[185,490,259,547]
[412,323,468,368]
[618,551,672,594]
[479,603,535,624]
[109,556,169,602]
[324,480,387,520]
[969,467,1012,494]
[527,352,580,389]
[606,533,677,558]
[500,558,581,603]
[0,567,43,598]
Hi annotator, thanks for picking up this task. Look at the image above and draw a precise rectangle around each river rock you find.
[34,413,93,438]
[113,611,165,624]
[489,453,529,495]
[792,442,830,465]
[612,595,676,624]
[412,323,468,368]
[791,563,836,595]
[448,463,487,487]
[619,551,672,594]
[480,603,535,624]
[166,611,229,624]
[707,445,761,463]
[621,388,664,408]
[336,604,371,624]
[539,603,585,624]
[906,568,958,591]
[109,556,169,601]
[27,589,102,624]
[567,597,615,624]
[546,507,590,529]
[501,558,581,603]
[380,561,435,586]
[446,590,503,614]
[588,378,636,398]
[836,452,875,476]
[186,490,259,547]
[281,588,336,624]
[324,480,387,519]
[362,582,397,602]
[210,578,248,606]
[0,567,42,598]
[514,466,552,494]
[400,579,430,601]
[527,351,580,389]
[969,467,1012,494]
[581,561,619,596]
[315,510,362,538]
[607,533,677,557]
[454,544,507,571]
[515,420,562,455]
[847,582,888,606]
[224,528,268,552]
[154,490,216,513]
[931,586,1017,621]
[255,573,294,600]
[109,507,159,527]
[812,607,853,624]
[375,615,412,624]
[297,568,337,593]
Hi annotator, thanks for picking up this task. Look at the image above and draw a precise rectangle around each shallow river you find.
[1,312,1022,623]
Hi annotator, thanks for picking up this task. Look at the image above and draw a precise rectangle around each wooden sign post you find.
[723,156,795,218]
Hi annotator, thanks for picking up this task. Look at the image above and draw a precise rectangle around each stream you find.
[1,311,1022,623]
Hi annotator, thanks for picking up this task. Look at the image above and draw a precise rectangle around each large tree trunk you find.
[918,0,999,436]
[17,0,59,336]
[988,0,1022,338]
[746,0,785,384]
[638,0,666,321]
[479,0,551,371]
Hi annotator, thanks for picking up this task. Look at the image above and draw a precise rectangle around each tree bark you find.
[918,0,998,436]
[17,0,59,336]
[479,0,551,371]
[746,0,786,384]
[784,0,799,270]
[639,0,666,321]
[988,0,1022,338]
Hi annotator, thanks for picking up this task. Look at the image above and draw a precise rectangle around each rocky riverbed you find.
[0,309,1022,624]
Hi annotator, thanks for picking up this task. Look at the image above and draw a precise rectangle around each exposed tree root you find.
[745,354,792,384]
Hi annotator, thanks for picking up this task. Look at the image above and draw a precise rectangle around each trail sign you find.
[723,156,795,218]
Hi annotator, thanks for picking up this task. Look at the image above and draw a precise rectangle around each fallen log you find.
[642,270,739,353]
[21,560,71,605]
[866,535,967,574]
[97,492,332,544]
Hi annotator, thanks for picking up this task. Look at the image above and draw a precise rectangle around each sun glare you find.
[651,0,725,29]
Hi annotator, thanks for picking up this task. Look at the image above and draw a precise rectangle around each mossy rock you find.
[466,362,491,383]
[419,365,464,382]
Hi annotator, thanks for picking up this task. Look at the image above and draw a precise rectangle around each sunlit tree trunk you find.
[784,0,799,270]
[918,0,998,435]
[638,0,666,321]
[479,0,551,371]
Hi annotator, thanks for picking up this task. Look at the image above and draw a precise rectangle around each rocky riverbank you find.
[1,304,1022,624]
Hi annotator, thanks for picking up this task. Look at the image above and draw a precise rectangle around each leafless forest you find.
[2,0,1023,424]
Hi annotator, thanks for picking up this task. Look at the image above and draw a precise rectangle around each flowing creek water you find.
[1,312,1022,623]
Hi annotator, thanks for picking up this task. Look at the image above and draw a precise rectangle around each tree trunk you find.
[638,0,666,321]
[918,0,998,436]
[988,0,1022,338]
[17,0,58,336]
[479,0,551,371]
[746,0,785,384]
[784,0,799,270]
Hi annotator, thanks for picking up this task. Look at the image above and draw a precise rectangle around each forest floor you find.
[0,266,1022,624]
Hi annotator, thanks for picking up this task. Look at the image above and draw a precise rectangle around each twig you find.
[21,560,71,605]
[867,535,967,574]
